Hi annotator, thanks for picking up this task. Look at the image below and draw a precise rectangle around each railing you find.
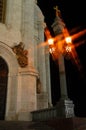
[31,107,62,121]
[31,100,75,121]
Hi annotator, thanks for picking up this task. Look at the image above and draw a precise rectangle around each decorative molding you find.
[12,42,28,67]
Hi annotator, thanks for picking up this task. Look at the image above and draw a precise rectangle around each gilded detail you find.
[12,42,28,67]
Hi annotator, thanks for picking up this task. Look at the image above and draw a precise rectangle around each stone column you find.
[17,0,38,120]
[5,0,22,30]
[45,46,52,106]
[5,0,22,45]
[21,0,35,67]
[17,68,38,121]
[58,53,68,99]
[51,11,75,118]
[51,15,69,99]
[34,3,51,109]
[37,21,47,92]
[37,20,48,109]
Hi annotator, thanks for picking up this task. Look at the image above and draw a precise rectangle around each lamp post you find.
[46,6,75,118]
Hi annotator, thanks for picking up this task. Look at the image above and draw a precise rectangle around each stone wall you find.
[0,0,51,121]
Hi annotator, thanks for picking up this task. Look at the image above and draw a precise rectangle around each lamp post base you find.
[56,98,75,118]
[31,98,75,121]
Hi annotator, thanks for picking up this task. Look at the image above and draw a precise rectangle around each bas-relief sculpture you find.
[12,42,28,67]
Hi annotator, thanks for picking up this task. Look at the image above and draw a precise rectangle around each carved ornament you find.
[12,42,28,67]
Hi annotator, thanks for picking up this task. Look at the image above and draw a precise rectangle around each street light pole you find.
[51,10,68,100]
[50,6,75,118]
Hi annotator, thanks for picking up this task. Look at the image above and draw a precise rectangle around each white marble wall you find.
[0,0,51,121]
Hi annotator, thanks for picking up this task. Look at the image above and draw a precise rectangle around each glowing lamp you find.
[65,36,72,44]
[65,45,72,52]
[49,47,56,54]
[48,38,54,45]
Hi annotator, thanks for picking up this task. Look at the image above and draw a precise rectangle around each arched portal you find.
[0,57,8,120]
[0,41,19,120]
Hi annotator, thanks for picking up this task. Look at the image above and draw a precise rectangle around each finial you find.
[54,6,61,17]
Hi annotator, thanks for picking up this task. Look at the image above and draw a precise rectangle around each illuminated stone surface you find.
[0,0,51,121]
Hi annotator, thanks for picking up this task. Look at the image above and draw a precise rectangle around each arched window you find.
[0,0,6,23]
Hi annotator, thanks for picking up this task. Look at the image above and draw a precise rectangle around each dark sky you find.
[38,0,86,29]
[37,0,86,117]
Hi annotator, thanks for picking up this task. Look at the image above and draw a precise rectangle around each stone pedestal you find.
[31,99,74,121]
[56,99,75,118]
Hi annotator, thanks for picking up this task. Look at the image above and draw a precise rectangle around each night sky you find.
[37,0,86,117]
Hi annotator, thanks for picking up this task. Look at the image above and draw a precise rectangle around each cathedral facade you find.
[0,0,51,121]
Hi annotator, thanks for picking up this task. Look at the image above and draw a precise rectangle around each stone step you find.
[0,117,86,130]
[0,121,55,130]
[45,117,86,130]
